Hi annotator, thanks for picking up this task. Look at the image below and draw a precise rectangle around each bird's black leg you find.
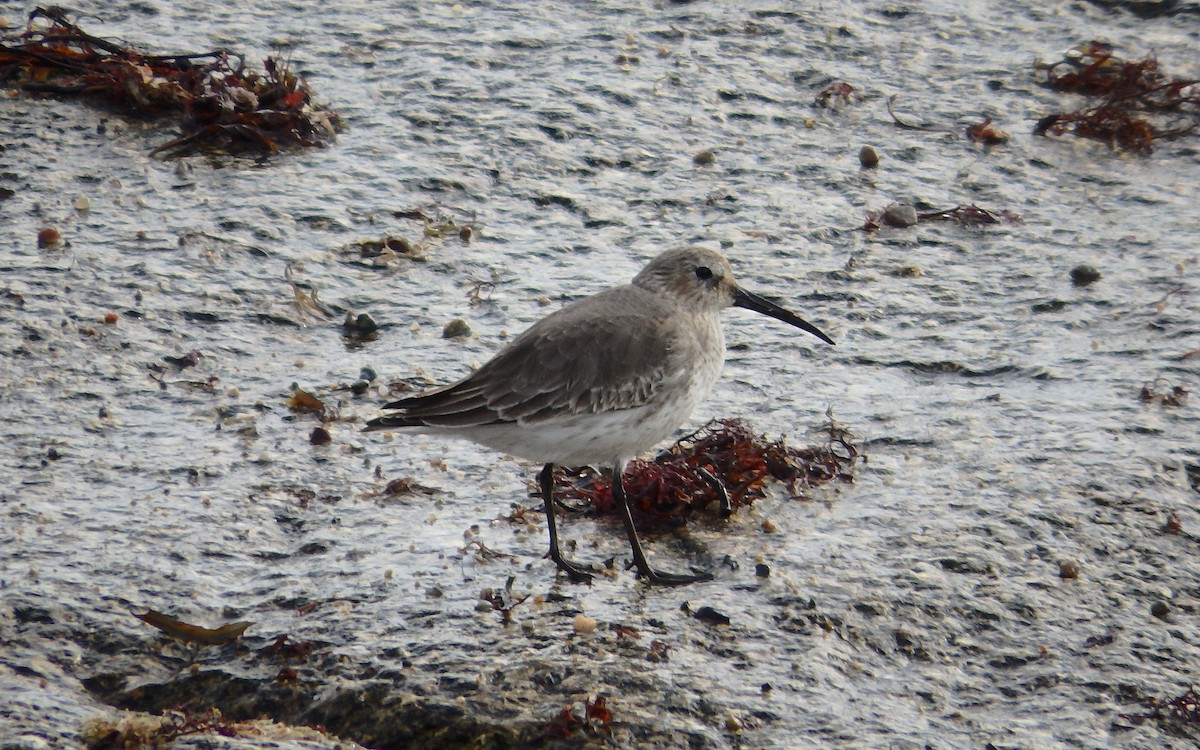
[611,466,713,585]
[539,463,594,583]
[694,465,732,517]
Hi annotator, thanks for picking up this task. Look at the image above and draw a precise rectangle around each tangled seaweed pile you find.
[1034,41,1199,153]
[0,7,342,156]
[552,418,860,521]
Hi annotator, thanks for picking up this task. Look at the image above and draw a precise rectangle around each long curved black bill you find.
[733,287,835,345]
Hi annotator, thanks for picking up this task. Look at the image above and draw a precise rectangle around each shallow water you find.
[2,0,1198,748]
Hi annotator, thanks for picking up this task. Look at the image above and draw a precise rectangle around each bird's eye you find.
[694,265,714,281]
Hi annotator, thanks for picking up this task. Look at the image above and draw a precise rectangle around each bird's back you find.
[364,281,726,465]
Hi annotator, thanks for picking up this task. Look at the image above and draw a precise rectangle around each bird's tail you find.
[363,414,425,432]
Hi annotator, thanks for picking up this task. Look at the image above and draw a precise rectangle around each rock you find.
[343,312,379,335]
[37,227,61,248]
[883,203,918,228]
[573,614,598,634]
[442,318,471,338]
[1070,264,1102,287]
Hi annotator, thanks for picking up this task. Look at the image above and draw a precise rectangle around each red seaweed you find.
[549,418,860,523]
[1034,42,1199,153]
[1,7,342,157]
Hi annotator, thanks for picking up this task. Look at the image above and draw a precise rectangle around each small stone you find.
[442,318,471,338]
[755,563,771,577]
[573,614,598,634]
[1151,601,1170,619]
[692,149,716,166]
[309,426,332,446]
[882,203,918,228]
[859,145,880,168]
[74,195,91,211]
[1058,560,1079,579]
[102,312,118,325]
[37,227,61,248]
[343,312,378,335]
[359,366,377,382]
[693,606,731,625]
[1070,264,1102,287]
[761,518,778,534]
[458,225,472,242]
[350,380,370,396]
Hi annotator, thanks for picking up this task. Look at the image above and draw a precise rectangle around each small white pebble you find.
[573,614,598,634]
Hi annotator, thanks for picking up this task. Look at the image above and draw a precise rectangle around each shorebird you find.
[365,246,834,585]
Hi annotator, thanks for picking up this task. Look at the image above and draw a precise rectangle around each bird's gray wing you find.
[370,286,677,429]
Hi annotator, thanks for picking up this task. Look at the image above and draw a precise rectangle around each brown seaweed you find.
[1,7,342,157]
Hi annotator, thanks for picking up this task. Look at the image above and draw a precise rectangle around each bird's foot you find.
[550,554,595,583]
[634,564,713,586]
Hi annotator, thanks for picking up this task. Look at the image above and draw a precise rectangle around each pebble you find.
[1150,601,1170,620]
[859,145,880,168]
[573,614,598,634]
[37,227,61,248]
[1058,560,1079,579]
[692,149,716,166]
[883,203,918,228]
[343,312,378,334]
[1070,264,1102,287]
[442,318,471,339]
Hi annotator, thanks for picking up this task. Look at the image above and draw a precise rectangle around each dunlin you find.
[365,246,834,585]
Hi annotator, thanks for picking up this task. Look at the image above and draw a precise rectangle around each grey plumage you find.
[365,246,833,585]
